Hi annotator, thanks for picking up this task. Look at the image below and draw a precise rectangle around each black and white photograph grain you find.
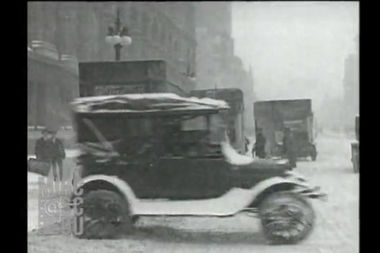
[27,1,359,253]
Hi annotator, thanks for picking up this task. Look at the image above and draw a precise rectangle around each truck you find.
[78,60,194,97]
[253,99,317,160]
[190,88,245,153]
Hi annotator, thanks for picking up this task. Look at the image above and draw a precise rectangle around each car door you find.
[145,156,233,200]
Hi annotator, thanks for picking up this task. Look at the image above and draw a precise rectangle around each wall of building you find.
[27,50,79,128]
[194,2,255,136]
[28,1,198,128]
[28,2,197,79]
[195,2,232,37]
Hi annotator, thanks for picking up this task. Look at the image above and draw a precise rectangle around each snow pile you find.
[65,148,81,158]
[28,172,42,185]
[244,136,255,157]
[221,140,254,165]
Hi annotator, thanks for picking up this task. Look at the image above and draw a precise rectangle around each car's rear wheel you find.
[259,191,315,244]
[73,189,133,239]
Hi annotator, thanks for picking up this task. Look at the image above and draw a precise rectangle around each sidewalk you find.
[28,148,80,232]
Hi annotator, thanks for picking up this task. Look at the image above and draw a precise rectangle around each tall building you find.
[342,35,359,129]
[27,2,197,127]
[28,2,196,71]
[28,46,78,128]
[343,53,359,128]
[194,2,255,135]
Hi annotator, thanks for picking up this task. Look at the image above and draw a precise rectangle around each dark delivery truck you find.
[254,99,317,161]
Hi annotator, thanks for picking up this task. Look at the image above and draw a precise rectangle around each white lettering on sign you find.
[94,85,145,95]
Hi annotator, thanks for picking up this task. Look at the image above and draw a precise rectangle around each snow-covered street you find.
[28,132,359,253]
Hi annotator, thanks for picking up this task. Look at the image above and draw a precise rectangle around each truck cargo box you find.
[254,99,316,160]
[78,60,195,97]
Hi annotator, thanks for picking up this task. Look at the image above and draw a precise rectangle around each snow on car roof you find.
[71,93,230,114]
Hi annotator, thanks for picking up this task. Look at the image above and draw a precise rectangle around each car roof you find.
[71,93,230,117]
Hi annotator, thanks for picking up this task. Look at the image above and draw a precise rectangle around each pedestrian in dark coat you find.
[283,127,297,169]
[253,128,266,158]
[244,137,250,153]
[35,129,52,161]
[49,129,66,181]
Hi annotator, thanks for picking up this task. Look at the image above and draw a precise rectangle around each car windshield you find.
[76,117,154,143]
[181,114,227,144]
[75,112,228,159]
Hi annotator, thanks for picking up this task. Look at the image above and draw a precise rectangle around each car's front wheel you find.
[259,191,315,244]
[73,189,133,239]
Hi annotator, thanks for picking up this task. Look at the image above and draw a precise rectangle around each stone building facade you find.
[194,2,255,135]
[28,2,196,73]
[28,47,78,128]
[27,2,198,127]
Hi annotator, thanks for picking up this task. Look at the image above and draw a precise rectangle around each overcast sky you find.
[232,1,359,110]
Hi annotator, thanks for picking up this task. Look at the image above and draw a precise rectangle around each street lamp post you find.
[105,8,132,61]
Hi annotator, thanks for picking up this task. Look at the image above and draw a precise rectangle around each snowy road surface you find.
[28,133,359,253]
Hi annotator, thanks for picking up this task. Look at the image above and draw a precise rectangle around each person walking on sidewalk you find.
[49,129,66,182]
[283,127,297,169]
[35,128,52,161]
[253,128,266,158]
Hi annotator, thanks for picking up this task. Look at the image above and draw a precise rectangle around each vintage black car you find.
[70,93,326,244]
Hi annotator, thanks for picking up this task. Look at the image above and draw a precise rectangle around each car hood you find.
[244,158,290,170]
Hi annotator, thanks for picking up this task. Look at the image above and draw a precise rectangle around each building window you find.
[152,20,159,41]
[188,49,195,75]
[178,40,184,58]
[130,6,138,26]
[160,27,166,45]
[174,40,179,57]
[168,33,172,46]
[142,12,150,37]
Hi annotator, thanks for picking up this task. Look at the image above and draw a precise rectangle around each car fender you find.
[72,175,318,217]
[74,175,139,215]
[245,176,314,208]
[127,177,311,216]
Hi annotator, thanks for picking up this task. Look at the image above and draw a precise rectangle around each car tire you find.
[73,189,133,239]
[259,191,315,244]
